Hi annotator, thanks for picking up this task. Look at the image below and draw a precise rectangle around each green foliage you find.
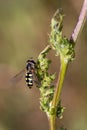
[50,9,75,62]
[49,99,65,119]
[35,45,65,118]
[35,9,74,119]
[36,45,55,114]
[35,9,76,130]
[56,100,65,119]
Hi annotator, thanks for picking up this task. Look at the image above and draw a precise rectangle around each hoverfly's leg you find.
[33,79,41,88]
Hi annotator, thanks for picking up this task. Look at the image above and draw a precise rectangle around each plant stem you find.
[48,115,56,130]
[70,0,87,42]
[52,58,68,107]
[39,45,51,55]
[48,58,68,130]
[47,1,87,130]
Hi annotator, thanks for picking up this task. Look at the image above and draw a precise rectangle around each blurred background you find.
[0,0,87,130]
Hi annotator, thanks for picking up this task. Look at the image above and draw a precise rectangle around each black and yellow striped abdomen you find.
[25,71,33,88]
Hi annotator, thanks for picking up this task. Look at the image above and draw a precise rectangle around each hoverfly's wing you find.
[11,69,26,84]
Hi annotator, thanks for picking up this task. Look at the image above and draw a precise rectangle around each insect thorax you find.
[26,60,36,71]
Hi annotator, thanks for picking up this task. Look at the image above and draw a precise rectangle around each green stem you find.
[52,58,68,107]
[49,58,68,130]
[48,115,56,130]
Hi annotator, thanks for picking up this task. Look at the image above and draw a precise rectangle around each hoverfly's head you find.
[26,59,36,71]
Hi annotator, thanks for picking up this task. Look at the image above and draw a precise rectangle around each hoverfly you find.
[11,59,36,88]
